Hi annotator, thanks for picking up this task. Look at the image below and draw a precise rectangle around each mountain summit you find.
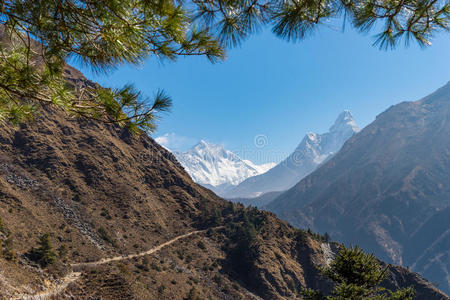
[173,141,275,195]
[0,63,446,299]
[267,82,450,293]
[330,110,359,132]
[223,111,360,200]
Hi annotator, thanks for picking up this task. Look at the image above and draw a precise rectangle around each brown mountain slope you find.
[267,82,450,294]
[0,72,447,299]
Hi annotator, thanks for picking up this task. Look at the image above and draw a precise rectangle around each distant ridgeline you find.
[0,64,446,298]
[224,111,360,202]
[174,111,359,207]
[173,140,275,196]
[267,82,450,294]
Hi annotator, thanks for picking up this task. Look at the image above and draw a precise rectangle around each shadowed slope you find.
[268,82,450,293]
[0,67,446,299]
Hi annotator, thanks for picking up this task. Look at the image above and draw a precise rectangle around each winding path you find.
[14,272,81,300]
[15,229,208,299]
[71,230,204,268]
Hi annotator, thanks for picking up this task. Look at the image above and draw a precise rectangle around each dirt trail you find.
[14,272,81,300]
[15,229,206,299]
[71,229,204,268]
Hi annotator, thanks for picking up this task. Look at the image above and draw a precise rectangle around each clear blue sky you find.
[75,24,450,164]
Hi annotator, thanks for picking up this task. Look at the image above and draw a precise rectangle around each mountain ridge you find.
[224,110,360,200]
[0,65,446,299]
[267,82,450,294]
[173,140,275,196]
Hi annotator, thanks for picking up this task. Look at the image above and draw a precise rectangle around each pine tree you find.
[2,236,16,261]
[0,0,447,130]
[29,233,57,267]
[186,287,200,300]
[301,245,416,300]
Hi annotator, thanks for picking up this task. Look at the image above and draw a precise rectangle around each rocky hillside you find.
[267,82,450,294]
[0,68,446,299]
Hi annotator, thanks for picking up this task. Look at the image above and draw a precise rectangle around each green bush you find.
[28,233,57,267]
[2,237,16,261]
[185,255,193,263]
[157,284,166,294]
[57,244,68,259]
[185,287,200,300]
[0,217,15,261]
[98,227,118,247]
[228,214,259,278]
[0,217,7,234]
[100,209,112,220]
[118,262,130,275]
[197,241,206,250]
[151,261,161,272]
[301,245,416,300]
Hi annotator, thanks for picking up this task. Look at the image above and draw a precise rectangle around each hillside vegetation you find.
[0,68,447,299]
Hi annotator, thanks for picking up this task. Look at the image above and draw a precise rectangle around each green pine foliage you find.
[186,287,201,300]
[303,228,329,242]
[301,245,416,300]
[2,236,16,261]
[97,226,118,247]
[0,216,8,235]
[229,213,259,275]
[218,205,268,284]
[0,217,15,261]
[0,0,447,130]
[28,233,58,267]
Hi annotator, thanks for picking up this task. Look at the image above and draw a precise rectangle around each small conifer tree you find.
[29,233,57,267]
[302,245,416,300]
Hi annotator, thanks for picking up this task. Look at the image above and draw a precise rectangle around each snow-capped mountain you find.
[267,83,450,293]
[224,111,360,200]
[173,141,275,196]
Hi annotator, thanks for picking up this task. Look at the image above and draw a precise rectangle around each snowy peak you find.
[305,132,319,142]
[329,110,360,133]
[223,111,360,199]
[193,140,223,152]
[293,110,358,160]
[173,141,275,192]
[243,160,277,174]
[187,140,234,162]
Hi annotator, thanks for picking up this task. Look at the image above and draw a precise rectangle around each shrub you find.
[0,217,14,261]
[186,287,200,300]
[301,245,416,300]
[197,241,206,250]
[2,237,16,261]
[157,284,166,294]
[135,263,149,272]
[28,233,57,267]
[212,274,223,285]
[0,217,7,235]
[118,262,130,275]
[323,232,331,243]
[100,208,112,220]
[57,245,68,259]
[176,249,184,260]
[97,227,118,247]
[151,261,161,272]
